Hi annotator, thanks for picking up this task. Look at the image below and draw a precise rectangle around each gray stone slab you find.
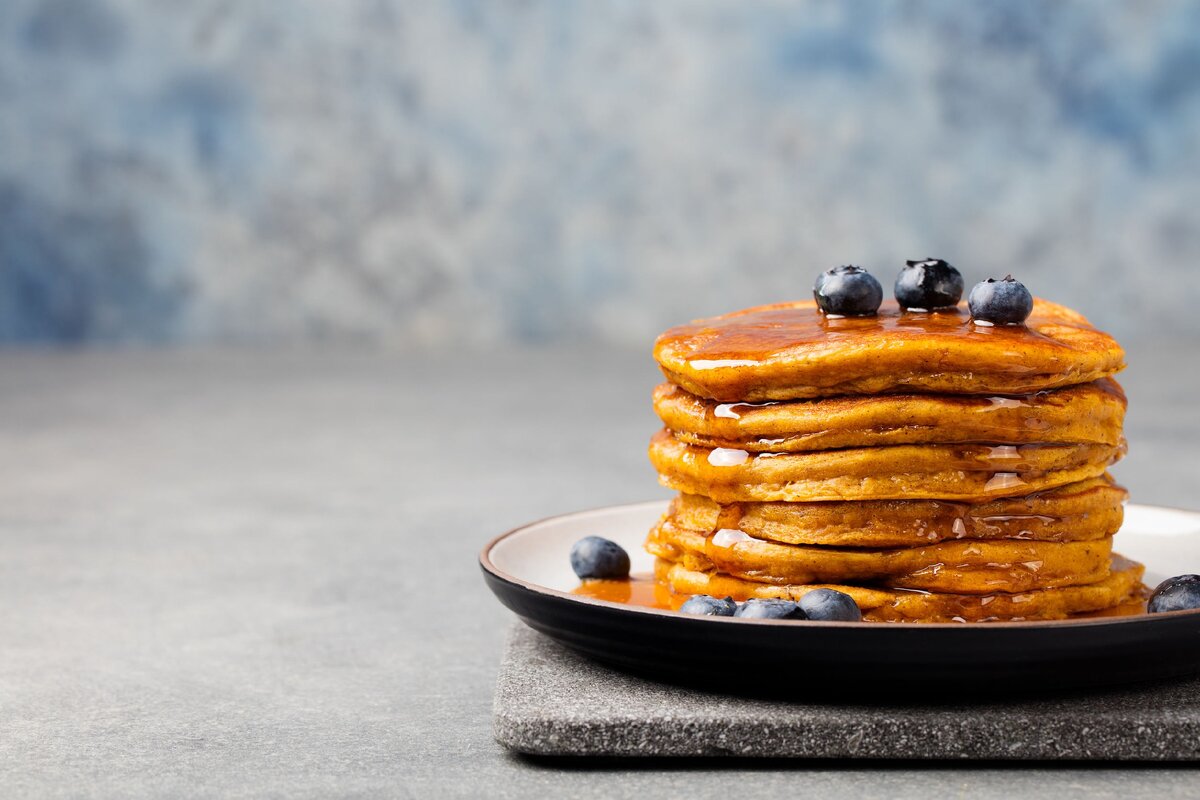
[496,624,1200,760]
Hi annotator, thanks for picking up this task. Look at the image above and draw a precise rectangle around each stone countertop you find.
[1,345,1199,798]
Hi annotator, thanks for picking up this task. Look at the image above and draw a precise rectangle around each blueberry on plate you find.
[1148,575,1200,614]
[798,588,862,622]
[967,275,1033,325]
[813,265,883,317]
[679,595,737,617]
[895,258,964,310]
[734,598,806,620]
[569,536,631,579]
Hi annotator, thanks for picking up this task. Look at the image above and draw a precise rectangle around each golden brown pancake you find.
[655,299,1125,402]
[646,519,1113,594]
[669,476,1127,548]
[649,429,1124,503]
[653,379,1126,452]
[654,556,1146,622]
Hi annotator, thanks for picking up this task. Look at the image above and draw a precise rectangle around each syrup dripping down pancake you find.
[654,299,1125,402]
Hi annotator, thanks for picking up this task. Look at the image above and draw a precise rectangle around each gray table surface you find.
[2,344,1199,798]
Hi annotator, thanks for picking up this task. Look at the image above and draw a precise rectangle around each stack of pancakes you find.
[645,298,1145,622]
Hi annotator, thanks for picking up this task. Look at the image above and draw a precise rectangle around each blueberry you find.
[894,258,964,310]
[569,536,630,579]
[967,275,1033,325]
[813,265,883,317]
[798,588,862,622]
[1148,575,1200,614]
[679,595,737,617]
[734,598,805,620]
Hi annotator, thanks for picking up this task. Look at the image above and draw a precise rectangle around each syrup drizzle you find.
[985,472,1025,492]
[707,448,750,466]
[713,400,779,419]
[664,300,1069,372]
[711,528,756,548]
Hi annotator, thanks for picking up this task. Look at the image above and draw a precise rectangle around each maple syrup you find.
[571,574,680,610]
[657,303,1065,369]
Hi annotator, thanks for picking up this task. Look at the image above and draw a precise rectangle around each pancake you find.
[669,476,1127,548]
[646,519,1114,594]
[653,379,1126,452]
[649,429,1124,503]
[654,557,1147,622]
[654,299,1125,402]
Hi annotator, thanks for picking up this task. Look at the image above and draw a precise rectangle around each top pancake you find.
[655,299,1125,401]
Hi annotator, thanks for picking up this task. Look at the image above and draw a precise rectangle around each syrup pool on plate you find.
[571,574,682,610]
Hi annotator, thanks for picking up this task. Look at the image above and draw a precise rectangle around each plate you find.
[481,501,1200,696]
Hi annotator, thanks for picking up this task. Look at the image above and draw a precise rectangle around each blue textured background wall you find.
[1,0,1198,345]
